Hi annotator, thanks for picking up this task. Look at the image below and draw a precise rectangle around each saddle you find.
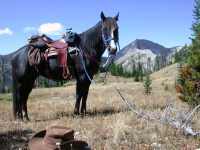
[29,34,68,49]
[28,34,70,79]
[28,34,53,50]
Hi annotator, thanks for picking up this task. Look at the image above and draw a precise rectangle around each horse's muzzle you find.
[109,48,117,55]
[107,43,117,55]
[100,41,119,72]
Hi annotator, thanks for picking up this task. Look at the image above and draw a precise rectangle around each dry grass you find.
[0,64,200,149]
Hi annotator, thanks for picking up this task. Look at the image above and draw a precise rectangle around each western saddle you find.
[28,34,71,79]
[29,34,68,49]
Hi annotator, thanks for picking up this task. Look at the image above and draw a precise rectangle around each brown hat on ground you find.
[28,126,90,150]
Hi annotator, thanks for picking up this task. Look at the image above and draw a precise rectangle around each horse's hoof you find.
[74,110,80,115]
[15,117,23,122]
[25,117,30,122]
[80,111,87,116]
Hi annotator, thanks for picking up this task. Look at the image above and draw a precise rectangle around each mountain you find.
[115,39,181,72]
[116,39,171,59]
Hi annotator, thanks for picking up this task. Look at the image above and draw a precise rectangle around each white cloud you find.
[24,26,36,33]
[0,27,13,35]
[38,23,64,35]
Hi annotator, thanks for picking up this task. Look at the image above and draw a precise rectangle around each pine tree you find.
[110,64,117,76]
[134,71,139,82]
[147,57,152,73]
[143,74,152,95]
[188,0,200,68]
[138,62,143,81]
[154,55,161,71]
[0,59,5,93]
[176,0,200,106]
[174,45,188,63]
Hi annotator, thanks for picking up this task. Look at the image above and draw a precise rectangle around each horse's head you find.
[101,11,119,55]
[100,12,119,71]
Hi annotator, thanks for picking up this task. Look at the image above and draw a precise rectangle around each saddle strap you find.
[62,65,71,79]
[57,48,71,79]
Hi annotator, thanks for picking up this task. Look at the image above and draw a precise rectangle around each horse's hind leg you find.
[12,75,23,120]
[12,72,36,121]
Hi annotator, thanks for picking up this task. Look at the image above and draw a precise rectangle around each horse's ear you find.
[100,11,106,21]
[114,12,119,21]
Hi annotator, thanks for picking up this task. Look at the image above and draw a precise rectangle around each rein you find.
[79,42,121,84]
[79,48,95,84]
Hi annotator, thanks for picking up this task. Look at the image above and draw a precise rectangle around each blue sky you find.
[0,0,194,54]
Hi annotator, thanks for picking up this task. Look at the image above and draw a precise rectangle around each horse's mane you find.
[79,21,103,53]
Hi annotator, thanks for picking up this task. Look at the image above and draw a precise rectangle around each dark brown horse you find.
[11,12,119,120]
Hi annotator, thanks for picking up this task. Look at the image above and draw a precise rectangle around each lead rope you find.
[79,47,95,84]
[79,41,120,85]
[103,41,120,83]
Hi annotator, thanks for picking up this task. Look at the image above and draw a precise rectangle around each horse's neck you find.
[79,22,105,60]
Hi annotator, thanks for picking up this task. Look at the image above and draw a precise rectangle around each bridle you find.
[101,30,120,54]
[100,26,120,74]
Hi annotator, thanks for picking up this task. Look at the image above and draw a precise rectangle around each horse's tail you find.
[11,61,19,120]
[12,90,17,119]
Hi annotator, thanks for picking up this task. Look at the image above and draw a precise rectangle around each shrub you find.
[176,64,200,106]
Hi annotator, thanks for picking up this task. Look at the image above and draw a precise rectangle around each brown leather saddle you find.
[29,34,68,49]
[28,34,70,79]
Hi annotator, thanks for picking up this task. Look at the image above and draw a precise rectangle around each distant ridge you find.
[116,39,171,59]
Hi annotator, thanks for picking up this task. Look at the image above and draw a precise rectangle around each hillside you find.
[0,63,199,149]
[151,63,178,84]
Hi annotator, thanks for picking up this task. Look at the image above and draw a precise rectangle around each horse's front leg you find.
[74,81,82,115]
[22,102,29,121]
[80,82,90,115]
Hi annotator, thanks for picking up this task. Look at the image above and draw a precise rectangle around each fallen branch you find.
[181,104,200,128]
[115,88,200,137]
[115,88,157,121]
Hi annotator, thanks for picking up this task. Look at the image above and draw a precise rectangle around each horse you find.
[12,12,119,121]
